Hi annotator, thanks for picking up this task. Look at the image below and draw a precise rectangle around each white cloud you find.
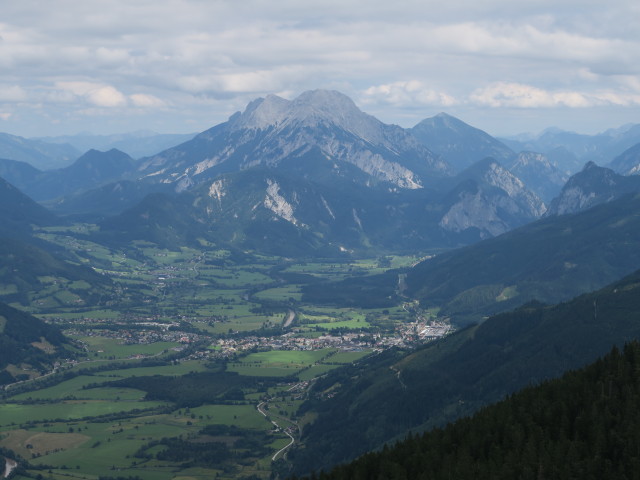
[1,0,639,135]
[130,93,165,107]
[361,81,457,108]
[470,82,640,108]
[0,112,11,121]
[87,86,128,107]
[0,85,27,102]
[55,82,128,107]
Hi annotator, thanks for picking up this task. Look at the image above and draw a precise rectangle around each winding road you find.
[257,398,297,461]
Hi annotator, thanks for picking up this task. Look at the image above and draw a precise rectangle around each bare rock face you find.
[439,158,546,238]
[138,89,450,191]
[608,143,640,176]
[96,92,556,254]
[546,162,640,216]
[508,151,569,202]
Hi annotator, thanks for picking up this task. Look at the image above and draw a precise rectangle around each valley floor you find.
[0,233,452,479]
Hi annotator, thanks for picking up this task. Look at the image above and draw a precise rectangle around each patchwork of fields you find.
[0,230,446,479]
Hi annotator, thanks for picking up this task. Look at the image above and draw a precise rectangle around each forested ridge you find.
[291,270,640,473]
[298,341,640,480]
[0,301,72,384]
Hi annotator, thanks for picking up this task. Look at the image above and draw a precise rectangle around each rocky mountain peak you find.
[438,157,546,238]
[293,89,358,113]
[137,89,450,193]
[411,113,515,172]
[229,94,291,130]
[582,161,599,171]
[545,162,640,216]
[507,151,569,202]
[608,143,640,176]
[230,89,385,144]
[511,151,551,168]
[427,112,468,132]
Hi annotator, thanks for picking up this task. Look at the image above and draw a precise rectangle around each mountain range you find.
[0,149,136,203]
[507,151,569,202]
[0,133,79,170]
[89,90,551,253]
[136,90,450,190]
[1,90,638,258]
[545,161,640,216]
[608,142,640,175]
[500,123,640,173]
[405,191,640,320]
[1,89,639,278]
[2,89,640,477]
[35,131,196,160]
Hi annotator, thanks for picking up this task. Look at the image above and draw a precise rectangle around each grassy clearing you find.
[305,318,370,330]
[9,375,140,402]
[0,429,90,457]
[227,349,335,377]
[298,309,370,330]
[297,364,340,381]
[0,284,18,295]
[94,360,208,378]
[496,285,519,302]
[199,268,273,288]
[189,404,271,429]
[237,349,333,365]
[253,285,303,302]
[76,336,180,360]
[329,350,373,364]
[0,400,166,427]
[39,309,121,320]
[225,365,299,377]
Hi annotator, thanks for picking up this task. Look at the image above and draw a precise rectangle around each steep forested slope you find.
[291,270,640,474]
[303,340,640,480]
[406,192,640,321]
[0,302,74,385]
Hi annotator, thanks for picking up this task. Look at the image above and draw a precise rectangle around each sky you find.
[1,0,639,138]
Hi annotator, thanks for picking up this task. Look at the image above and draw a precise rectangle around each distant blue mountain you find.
[500,124,640,173]
[608,142,640,175]
[411,112,515,172]
[0,132,79,170]
[35,131,196,159]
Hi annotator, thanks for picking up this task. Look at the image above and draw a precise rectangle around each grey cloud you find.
[0,0,638,136]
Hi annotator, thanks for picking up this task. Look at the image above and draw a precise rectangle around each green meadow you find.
[0,239,422,479]
[225,348,348,381]
[75,337,181,360]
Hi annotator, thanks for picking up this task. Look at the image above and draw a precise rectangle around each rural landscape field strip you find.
[0,242,445,479]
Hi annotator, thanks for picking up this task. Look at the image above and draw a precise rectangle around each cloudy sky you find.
[1,0,639,138]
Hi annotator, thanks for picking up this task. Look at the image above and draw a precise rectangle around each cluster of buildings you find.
[61,312,453,362]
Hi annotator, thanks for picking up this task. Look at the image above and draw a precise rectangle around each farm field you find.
[226,349,338,378]
[0,232,444,479]
[0,361,288,479]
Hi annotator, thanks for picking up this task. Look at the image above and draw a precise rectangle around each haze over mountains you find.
[0,88,638,261]
[2,89,640,477]
[1,88,639,266]
[500,123,640,172]
[1,89,639,325]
